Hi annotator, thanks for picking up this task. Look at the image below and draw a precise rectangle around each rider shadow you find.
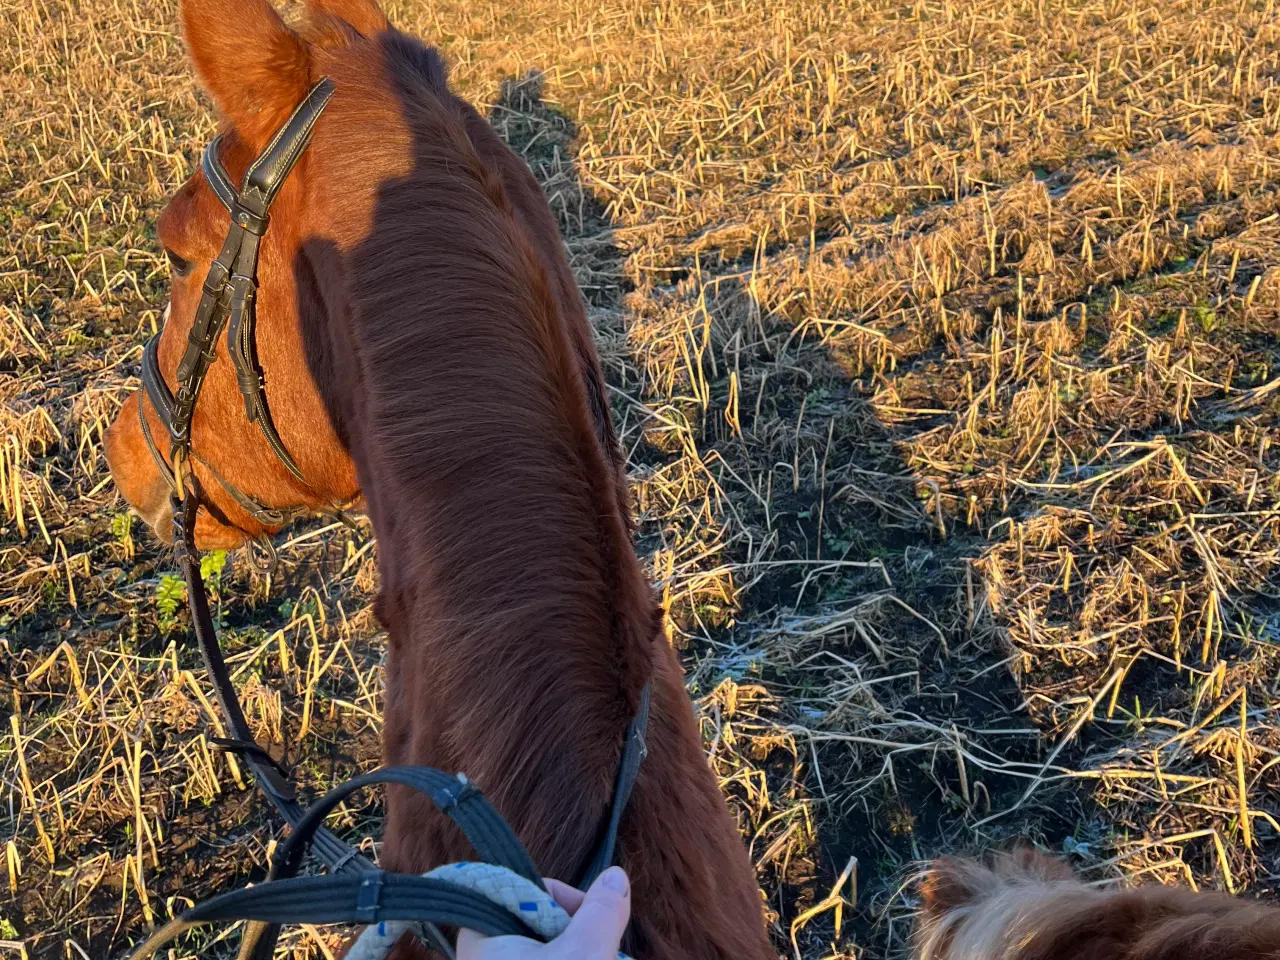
[486,73,898,951]
[484,70,952,955]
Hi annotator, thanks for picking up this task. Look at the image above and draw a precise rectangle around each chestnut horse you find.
[101,0,774,955]
[918,849,1280,960]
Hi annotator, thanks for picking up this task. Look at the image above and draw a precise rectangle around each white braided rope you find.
[344,862,633,960]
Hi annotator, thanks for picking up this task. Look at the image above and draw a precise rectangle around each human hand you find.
[456,866,631,959]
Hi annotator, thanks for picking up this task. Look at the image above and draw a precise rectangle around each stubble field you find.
[3,0,1280,956]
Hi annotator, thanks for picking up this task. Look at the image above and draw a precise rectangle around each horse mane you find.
[296,20,658,877]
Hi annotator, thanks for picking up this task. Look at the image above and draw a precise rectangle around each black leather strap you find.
[191,451,302,527]
[267,766,544,887]
[175,78,335,487]
[130,871,537,960]
[576,680,651,889]
[236,762,544,960]
[207,872,535,935]
[139,78,335,522]
[140,337,304,528]
[200,80,333,222]
[244,79,335,208]
[201,135,238,210]
[137,349,178,494]
[173,236,235,411]
[140,335,175,426]
[171,492,373,875]
[224,268,309,482]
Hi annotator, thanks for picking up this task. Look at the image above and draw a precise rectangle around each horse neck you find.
[300,85,659,864]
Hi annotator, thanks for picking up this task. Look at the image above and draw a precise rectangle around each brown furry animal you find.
[101,0,773,955]
[919,849,1280,960]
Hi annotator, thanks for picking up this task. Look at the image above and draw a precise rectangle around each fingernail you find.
[601,867,629,895]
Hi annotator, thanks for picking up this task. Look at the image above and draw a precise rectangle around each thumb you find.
[553,867,630,957]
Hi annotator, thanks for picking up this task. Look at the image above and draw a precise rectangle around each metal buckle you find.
[230,202,269,235]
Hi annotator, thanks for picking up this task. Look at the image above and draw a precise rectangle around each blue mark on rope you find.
[378,922,386,937]
[519,901,538,912]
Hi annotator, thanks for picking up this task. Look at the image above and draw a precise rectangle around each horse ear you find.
[306,0,388,37]
[920,858,990,919]
[180,0,311,147]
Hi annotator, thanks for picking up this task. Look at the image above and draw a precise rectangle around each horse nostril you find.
[103,403,177,544]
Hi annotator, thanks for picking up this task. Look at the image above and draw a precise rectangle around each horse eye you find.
[165,248,193,277]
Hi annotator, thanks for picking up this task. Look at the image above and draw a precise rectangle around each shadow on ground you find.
[487,70,1067,960]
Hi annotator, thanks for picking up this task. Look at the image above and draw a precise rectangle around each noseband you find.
[139,78,335,530]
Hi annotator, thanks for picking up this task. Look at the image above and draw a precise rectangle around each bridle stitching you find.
[245,81,336,201]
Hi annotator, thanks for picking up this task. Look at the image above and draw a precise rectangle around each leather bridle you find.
[139,78,335,531]
[135,77,652,960]
[136,74,380,898]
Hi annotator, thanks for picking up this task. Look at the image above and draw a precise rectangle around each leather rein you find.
[137,77,652,958]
